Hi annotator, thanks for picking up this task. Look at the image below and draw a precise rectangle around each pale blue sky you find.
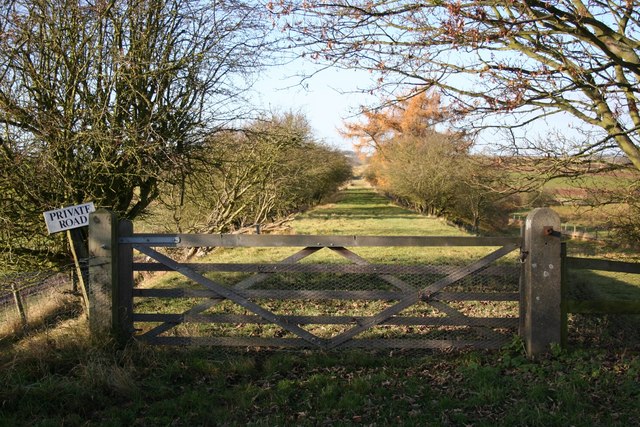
[251,59,592,156]
[251,61,377,151]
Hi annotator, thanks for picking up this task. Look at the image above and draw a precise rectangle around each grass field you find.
[1,178,639,426]
[521,170,639,230]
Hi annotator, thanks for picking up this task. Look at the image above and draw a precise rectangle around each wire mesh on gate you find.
[133,244,522,351]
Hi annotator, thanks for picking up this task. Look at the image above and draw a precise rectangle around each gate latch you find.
[519,250,529,263]
[543,226,561,238]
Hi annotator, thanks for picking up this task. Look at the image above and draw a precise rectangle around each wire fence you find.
[567,281,640,350]
[510,214,614,242]
[565,269,640,351]
[4,248,638,353]
[0,266,80,336]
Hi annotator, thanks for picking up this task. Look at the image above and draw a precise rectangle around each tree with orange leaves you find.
[342,91,454,157]
[344,91,510,230]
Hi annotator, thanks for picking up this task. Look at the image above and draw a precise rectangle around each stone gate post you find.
[521,208,562,357]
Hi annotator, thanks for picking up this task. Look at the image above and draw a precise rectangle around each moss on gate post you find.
[521,208,562,358]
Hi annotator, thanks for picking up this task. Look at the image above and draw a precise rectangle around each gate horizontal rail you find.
[121,234,519,248]
[132,313,518,328]
[133,288,519,301]
[144,336,510,350]
[133,262,517,275]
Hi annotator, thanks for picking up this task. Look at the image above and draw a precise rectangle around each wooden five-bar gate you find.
[88,208,563,356]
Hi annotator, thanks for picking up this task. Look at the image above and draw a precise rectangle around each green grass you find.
[542,173,631,191]
[551,204,625,227]
[1,179,640,426]
[1,332,639,426]
[292,180,467,236]
[518,169,640,231]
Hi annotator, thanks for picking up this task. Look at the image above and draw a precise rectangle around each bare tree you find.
[0,0,272,269]
[271,0,640,172]
[157,112,352,238]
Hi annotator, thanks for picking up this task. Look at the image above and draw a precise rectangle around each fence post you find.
[518,221,526,337]
[521,207,562,358]
[11,283,27,328]
[88,209,117,337]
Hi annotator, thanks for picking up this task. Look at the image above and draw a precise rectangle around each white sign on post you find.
[43,202,96,234]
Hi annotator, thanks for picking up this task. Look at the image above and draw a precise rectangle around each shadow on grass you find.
[338,188,390,205]
[303,208,417,220]
[566,268,640,350]
[305,188,417,220]
[0,294,83,349]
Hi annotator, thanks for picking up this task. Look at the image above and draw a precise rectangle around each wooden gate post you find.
[521,208,562,357]
[88,210,117,337]
[115,219,134,343]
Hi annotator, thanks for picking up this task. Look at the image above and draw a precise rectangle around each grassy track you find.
[292,178,467,236]
[1,180,640,426]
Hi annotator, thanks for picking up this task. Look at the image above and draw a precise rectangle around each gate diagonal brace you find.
[138,246,321,339]
[326,243,519,350]
[134,245,327,348]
